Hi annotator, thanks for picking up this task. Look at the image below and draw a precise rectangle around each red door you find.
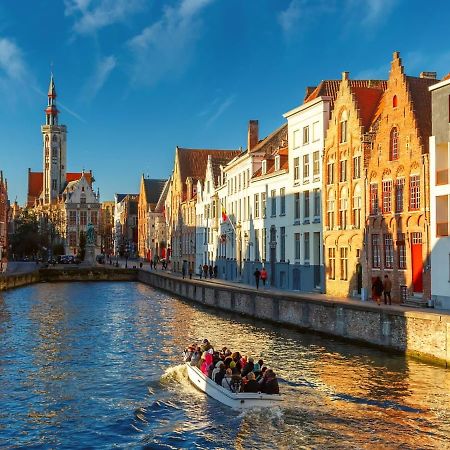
[411,233,423,293]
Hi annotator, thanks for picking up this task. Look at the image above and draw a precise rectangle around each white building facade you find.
[283,95,331,292]
[429,77,450,309]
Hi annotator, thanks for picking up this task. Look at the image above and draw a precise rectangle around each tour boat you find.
[185,363,283,410]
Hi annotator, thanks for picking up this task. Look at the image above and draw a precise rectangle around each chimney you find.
[342,71,349,81]
[247,120,259,151]
[419,71,437,79]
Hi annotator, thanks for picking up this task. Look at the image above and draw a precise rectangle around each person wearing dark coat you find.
[214,365,226,386]
[241,357,255,378]
[372,276,383,306]
[254,268,261,289]
[243,372,260,393]
[261,370,279,394]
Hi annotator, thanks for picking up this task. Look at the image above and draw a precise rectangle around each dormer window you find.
[262,160,267,175]
[275,155,280,171]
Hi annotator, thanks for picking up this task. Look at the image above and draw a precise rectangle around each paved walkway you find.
[137,263,449,317]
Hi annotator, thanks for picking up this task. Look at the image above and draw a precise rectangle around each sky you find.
[0,0,449,204]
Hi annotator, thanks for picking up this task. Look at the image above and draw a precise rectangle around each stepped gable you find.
[177,148,241,185]
[143,178,167,206]
[350,85,386,131]
[405,75,436,154]
[304,79,387,111]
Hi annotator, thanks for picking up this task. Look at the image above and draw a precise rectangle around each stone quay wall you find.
[0,270,41,291]
[138,270,450,367]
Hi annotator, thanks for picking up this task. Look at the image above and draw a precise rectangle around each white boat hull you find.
[185,363,283,410]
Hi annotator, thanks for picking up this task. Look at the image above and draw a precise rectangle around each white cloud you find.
[278,0,302,35]
[64,0,144,35]
[0,37,27,82]
[206,94,236,126]
[82,55,117,99]
[127,0,214,86]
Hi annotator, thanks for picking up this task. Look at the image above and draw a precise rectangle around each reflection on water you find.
[0,282,449,449]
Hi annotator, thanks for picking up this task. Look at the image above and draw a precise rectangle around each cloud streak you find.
[127,0,214,86]
[206,94,236,126]
[82,55,117,100]
[64,0,144,35]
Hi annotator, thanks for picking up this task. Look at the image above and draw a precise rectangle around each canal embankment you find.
[137,269,450,367]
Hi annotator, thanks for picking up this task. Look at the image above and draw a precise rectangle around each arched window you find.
[339,187,348,229]
[353,185,362,228]
[389,127,399,160]
[339,110,348,144]
[392,95,398,108]
[327,189,335,229]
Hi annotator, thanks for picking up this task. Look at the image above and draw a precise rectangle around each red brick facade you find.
[365,52,436,302]
[0,171,8,261]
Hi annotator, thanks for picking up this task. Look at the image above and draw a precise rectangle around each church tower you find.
[41,74,67,204]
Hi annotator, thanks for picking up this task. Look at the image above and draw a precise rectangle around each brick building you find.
[323,73,387,298]
[0,171,8,265]
[366,52,437,303]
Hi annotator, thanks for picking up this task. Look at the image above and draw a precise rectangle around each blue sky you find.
[1,0,449,204]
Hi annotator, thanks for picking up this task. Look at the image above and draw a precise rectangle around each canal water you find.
[1,282,449,449]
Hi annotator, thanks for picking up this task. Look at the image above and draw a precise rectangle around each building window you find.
[395,178,405,213]
[327,190,335,229]
[261,192,266,218]
[340,247,348,281]
[352,187,361,228]
[80,210,87,226]
[372,234,381,268]
[313,189,320,217]
[370,183,379,215]
[69,211,77,226]
[339,111,348,144]
[294,157,300,181]
[280,227,286,262]
[393,95,398,108]
[409,175,420,210]
[382,180,392,213]
[384,233,394,268]
[255,229,260,261]
[389,127,399,160]
[397,233,406,269]
[69,231,77,247]
[327,162,334,185]
[353,155,361,179]
[293,129,300,148]
[295,233,301,259]
[280,188,286,215]
[328,248,336,280]
[303,126,309,145]
[313,151,320,177]
[304,190,310,220]
[274,156,280,171]
[271,189,276,216]
[303,154,310,180]
[294,193,301,220]
[90,212,98,226]
[254,194,260,218]
[80,194,86,205]
[339,160,347,182]
[339,195,348,229]
[262,160,267,175]
[312,121,320,142]
[304,232,310,262]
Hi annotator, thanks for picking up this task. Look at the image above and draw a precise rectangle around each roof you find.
[155,179,170,213]
[405,75,436,153]
[176,148,241,186]
[304,79,387,111]
[249,123,288,155]
[115,193,127,203]
[252,151,289,179]
[350,86,385,130]
[142,178,167,205]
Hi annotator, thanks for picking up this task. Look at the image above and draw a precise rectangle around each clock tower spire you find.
[41,72,67,205]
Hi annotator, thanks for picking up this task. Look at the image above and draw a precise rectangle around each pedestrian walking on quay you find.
[208,265,213,279]
[254,268,261,290]
[203,264,209,279]
[383,275,392,305]
[260,267,268,288]
[372,276,383,306]
[213,265,218,278]
[199,264,203,279]
[189,266,193,279]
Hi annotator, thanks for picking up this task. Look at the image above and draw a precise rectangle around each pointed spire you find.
[45,72,59,125]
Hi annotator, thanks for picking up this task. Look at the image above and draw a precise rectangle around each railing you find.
[436,169,449,186]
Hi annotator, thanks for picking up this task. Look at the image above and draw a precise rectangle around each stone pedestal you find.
[84,244,96,266]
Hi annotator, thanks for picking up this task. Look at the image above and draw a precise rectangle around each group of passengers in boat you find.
[183,339,280,395]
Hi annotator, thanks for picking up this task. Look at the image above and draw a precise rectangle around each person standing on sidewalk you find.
[189,266,193,279]
[199,264,203,279]
[383,275,392,305]
[254,268,261,290]
[372,276,383,306]
[260,267,268,288]
[203,264,209,279]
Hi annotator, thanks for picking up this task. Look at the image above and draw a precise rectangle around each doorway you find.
[411,232,423,293]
